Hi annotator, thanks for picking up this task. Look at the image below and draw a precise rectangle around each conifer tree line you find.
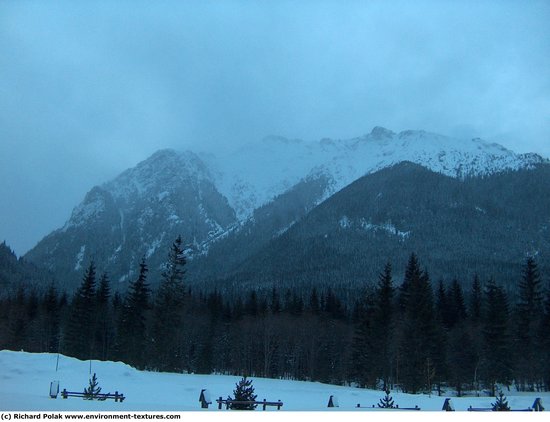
[1,236,550,396]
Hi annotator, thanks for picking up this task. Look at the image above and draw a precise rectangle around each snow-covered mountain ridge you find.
[24,127,547,290]
[63,126,543,231]
[201,126,545,221]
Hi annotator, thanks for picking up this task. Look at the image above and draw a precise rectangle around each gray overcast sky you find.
[1,0,549,256]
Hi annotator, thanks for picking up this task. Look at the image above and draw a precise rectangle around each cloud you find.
[1,0,549,254]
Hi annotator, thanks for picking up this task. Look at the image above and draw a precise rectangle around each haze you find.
[1,0,549,256]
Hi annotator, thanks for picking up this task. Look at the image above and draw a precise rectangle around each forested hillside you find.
[202,162,550,294]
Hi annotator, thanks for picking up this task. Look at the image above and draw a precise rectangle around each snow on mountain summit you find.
[201,127,545,221]
[60,127,544,234]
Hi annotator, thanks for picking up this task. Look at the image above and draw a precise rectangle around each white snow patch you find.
[74,245,86,271]
[275,220,296,237]
[63,199,105,232]
[339,216,352,229]
[0,351,547,411]
[145,234,165,259]
[360,219,410,241]
[157,191,170,201]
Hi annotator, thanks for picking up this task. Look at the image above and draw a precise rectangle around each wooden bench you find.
[467,405,533,412]
[61,389,125,402]
[467,406,493,412]
[355,404,420,410]
[216,397,283,410]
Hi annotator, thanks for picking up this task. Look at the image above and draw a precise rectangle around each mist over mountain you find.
[22,127,548,292]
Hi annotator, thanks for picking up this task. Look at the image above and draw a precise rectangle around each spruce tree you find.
[42,284,60,353]
[83,373,102,400]
[63,262,97,359]
[398,253,421,311]
[377,390,395,408]
[269,287,281,314]
[7,287,28,351]
[538,288,550,391]
[230,376,257,410]
[117,258,150,368]
[436,280,453,329]
[515,257,544,391]
[469,275,483,323]
[448,279,467,327]
[309,287,320,315]
[371,262,395,390]
[151,236,187,372]
[398,256,440,394]
[491,391,511,411]
[447,323,477,397]
[481,279,513,395]
[94,273,113,360]
[350,289,376,388]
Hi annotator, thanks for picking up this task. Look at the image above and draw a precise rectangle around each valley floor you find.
[0,350,546,412]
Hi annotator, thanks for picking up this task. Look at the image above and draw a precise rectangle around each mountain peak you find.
[370,126,395,139]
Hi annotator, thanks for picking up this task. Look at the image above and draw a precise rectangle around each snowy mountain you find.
[25,149,237,289]
[214,162,550,293]
[23,127,547,290]
[201,126,544,220]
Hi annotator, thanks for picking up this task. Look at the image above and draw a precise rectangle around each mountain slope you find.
[24,150,237,289]
[0,242,53,296]
[23,128,547,291]
[209,162,550,293]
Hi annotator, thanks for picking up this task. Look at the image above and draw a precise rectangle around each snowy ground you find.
[0,350,547,412]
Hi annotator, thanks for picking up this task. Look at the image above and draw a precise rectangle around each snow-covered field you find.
[0,350,547,412]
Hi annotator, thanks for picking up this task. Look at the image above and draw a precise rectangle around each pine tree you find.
[398,253,421,311]
[6,287,28,351]
[377,389,396,408]
[469,274,482,323]
[42,284,60,353]
[491,391,511,411]
[309,287,320,315]
[94,273,113,360]
[117,258,150,368]
[447,323,477,397]
[515,257,544,391]
[269,287,281,314]
[63,262,97,359]
[538,289,550,391]
[370,262,395,390]
[245,291,258,316]
[150,236,187,372]
[230,376,257,410]
[448,279,467,327]
[83,373,102,400]
[350,289,376,388]
[481,279,513,395]
[398,255,438,394]
[435,280,448,327]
